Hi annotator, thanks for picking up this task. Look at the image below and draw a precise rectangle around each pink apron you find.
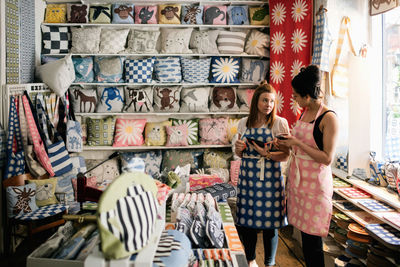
[286,105,333,236]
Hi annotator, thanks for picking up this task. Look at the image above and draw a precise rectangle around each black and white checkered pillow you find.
[41,25,70,54]
[125,58,155,83]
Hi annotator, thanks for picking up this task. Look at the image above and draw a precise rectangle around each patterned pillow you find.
[245,30,270,57]
[41,55,59,64]
[160,28,193,54]
[125,57,155,83]
[227,118,240,141]
[162,150,194,171]
[125,29,160,54]
[166,124,189,147]
[113,118,147,147]
[99,28,130,54]
[199,117,229,145]
[89,4,112,24]
[72,57,94,83]
[71,27,101,54]
[240,59,269,83]
[85,158,120,183]
[71,176,97,200]
[217,31,247,54]
[170,118,200,145]
[144,121,172,146]
[112,4,134,24]
[249,6,269,25]
[27,178,58,207]
[154,57,182,83]
[189,30,220,54]
[96,86,124,112]
[237,88,255,111]
[70,87,97,113]
[210,87,239,112]
[86,116,116,146]
[41,25,70,54]
[153,86,181,112]
[94,56,124,83]
[45,4,67,23]
[135,6,158,24]
[67,4,89,23]
[181,5,203,24]
[204,6,227,25]
[158,4,181,24]
[210,57,240,83]
[181,58,211,83]
[190,150,204,169]
[124,87,153,112]
[228,6,249,25]
[180,87,210,112]
[203,149,232,168]
[57,156,87,202]
[121,151,162,177]
[6,183,38,218]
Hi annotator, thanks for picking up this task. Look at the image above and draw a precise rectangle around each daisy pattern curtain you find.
[269,0,313,128]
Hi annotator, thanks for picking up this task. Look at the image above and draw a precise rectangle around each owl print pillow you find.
[144,121,172,146]
[199,117,229,145]
[203,149,232,169]
[165,124,189,147]
[160,28,193,54]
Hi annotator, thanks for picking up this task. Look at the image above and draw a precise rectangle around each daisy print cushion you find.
[210,57,240,83]
[113,118,147,147]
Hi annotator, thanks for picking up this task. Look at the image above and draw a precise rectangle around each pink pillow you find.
[113,118,146,147]
[204,6,227,25]
[230,160,241,186]
[135,6,158,24]
[165,124,189,147]
[71,176,97,201]
[199,117,229,145]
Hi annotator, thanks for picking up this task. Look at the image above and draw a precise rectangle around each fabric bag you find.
[311,7,332,72]
[66,98,83,152]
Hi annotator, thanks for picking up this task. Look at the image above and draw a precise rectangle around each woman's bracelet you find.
[265,151,272,160]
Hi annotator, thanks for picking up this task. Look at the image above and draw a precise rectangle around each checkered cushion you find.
[181,57,211,83]
[336,155,348,171]
[14,204,66,221]
[41,25,70,54]
[125,58,155,83]
[99,28,129,54]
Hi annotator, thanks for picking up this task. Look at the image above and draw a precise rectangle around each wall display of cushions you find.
[199,117,229,145]
[240,59,269,83]
[96,86,124,112]
[204,6,227,25]
[181,5,203,25]
[249,6,269,25]
[6,183,38,218]
[67,4,89,23]
[27,178,59,207]
[85,158,120,183]
[41,25,70,54]
[189,30,220,54]
[227,6,249,25]
[237,88,255,111]
[162,150,194,171]
[135,6,158,24]
[125,29,160,54]
[217,30,247,54]
[89,4,112,24]
[170,118,200,145]
[203,149,232,169]
[245,30,270,57]
[160,28,193,54]
[165,124,189,147]
[125,57,155,83]
[112,4,135,24]
[94,56,124,83]
[70,27,101,54]
[180,87,210,113]
[86,116,115,146]
[210,87,239,112]
[227,118,241,142]
[121,151,162,177]
[153,86,181,112]
[45,4,67,23]
[144,121,172,146]
[181,57,211,83]
[113,118,147,147]
[72,57,94,83]
[99,28,130,54]
[124,87,153,112]
[210,57,240,83]
[159,4,182,24]
[154,57,182,83]
[70,87,97,113]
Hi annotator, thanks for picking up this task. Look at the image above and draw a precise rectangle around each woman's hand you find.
[276,135,299,149]
[249,141,271,158]
[235,139,247,157]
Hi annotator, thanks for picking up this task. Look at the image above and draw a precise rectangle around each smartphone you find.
[276,135,288,140]
[246,138,265,147]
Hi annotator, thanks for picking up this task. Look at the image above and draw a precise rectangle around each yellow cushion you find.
[27,178,58,207]
[145,121,172,146]
[249,7,269,25]
[158,4,181,24]
[45,4,67,23]
[227,118,240,142]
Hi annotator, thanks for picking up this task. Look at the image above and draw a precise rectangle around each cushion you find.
[189,30,219,54]
[165,124,189,147]
[57,156,87,202]
[89,4,112,24]
[6,183,38,218]
[217,31,247,54]
[70,87,97,113]
[96,86,124,112]
[240,59,269,83]
[71,176,97,200]
[72,57,94,83]
[204,6,227,25]
[203,149,232,168]
[158,4,181,24]
[160,28,193,54]
[208,168,230,183]
[230,160,240,186]
[227,118,241,142]
[113,118,147,147]
[71,27,101,54]
[170,118,200,145]
[41,55,59,64]
[124,87,153,112]
[237,88,255,111]
[181,5,203,24]
[135,6,158,24]
[45,4,67,23]
[180,87,210,113]
[144,121,172,146]
[125,29,160,54]
[249,6,269,25]
[86,116,116,146]
[124,57,155,83]
[245,30,270,57]
[153,86,181,112]
[112,4,134,24]
[199,117,229,145]
[67,4,88,23]
[210,57,240,83]
[210,87,239,112]
[27,178,58,207]
[41,25,70,54]
[121,151,162,177]
[86,158,120,183]
[181,58,211,83]
[162,150,194,171]
[99,28,130,54]
[154,57,182,83]
[190,150,204,169]
[194,183,236,202]
[228,6,249,25]
[94,56,124,83]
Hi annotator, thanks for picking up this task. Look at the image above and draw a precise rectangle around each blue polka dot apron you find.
[236,127,287,229]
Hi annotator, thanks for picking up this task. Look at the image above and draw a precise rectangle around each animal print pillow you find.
[170,118,200,145]
[153,86,181,112]
[158,4,181,24]
[189,30,220,54]
[227,6,249,25]
[112,4,134,24]
[203,149,232,169]
[204,6,227,25]
[89,4,112,24]
[209,87,239,112]
[85,158,120,183]
[144,121,172,146]
[72,57,94,83]
[124,87,153,112]
[162,150,194,171]
[181,5,203,24]
[181,57,211,83]
[99,28,130,54]
[6,183,38,218]
[67,4,89,23]
[180,87,210,112]
[121,151,162,177]
[240,59,269,83]
[210,57,240,83]
[249,6,269,25]
[166,124,189,147]
[96,86,124,112]
[70,87,97,113]
[45,4,67,23]
[135,6,158,24]
[160,28,193,54]
[245,30,270,57]
[125,29,160,54]
[199,117,229,145]
[237,88,255,111]
[86,116,116,146]
[71,27,101,54]
[113,118,147,147]
[27,178,58,207]
[94,56,124,83]
[154,57,182,83]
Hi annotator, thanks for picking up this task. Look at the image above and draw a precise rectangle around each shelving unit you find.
[83,144,232,151]
[44,53,268,58]
[43,23,267,29]
[71,82,258,86]
[76,112,247,116]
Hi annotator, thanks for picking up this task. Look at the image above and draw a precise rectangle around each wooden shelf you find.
[83,144,232,151]
[71,82,257,86]
[332,200,382,227]
[76,112,248,116]
[46,0,268,4]
[43,53,269,58]
[42,23,267,29]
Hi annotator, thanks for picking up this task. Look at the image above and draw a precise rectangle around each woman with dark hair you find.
[234,82,290,267]
[277,65,339,267]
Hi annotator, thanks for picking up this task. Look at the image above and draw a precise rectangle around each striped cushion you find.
[48,140,73,176]
[217,31,247,54]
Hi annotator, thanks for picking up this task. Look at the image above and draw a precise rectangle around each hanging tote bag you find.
[311,7,332,72]
[330,16,357,98]
[66,100,83,153]
[4,96,26,179]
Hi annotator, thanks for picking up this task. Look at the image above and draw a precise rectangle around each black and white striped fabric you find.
[153,231,182,267]
[100,184,158,253]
